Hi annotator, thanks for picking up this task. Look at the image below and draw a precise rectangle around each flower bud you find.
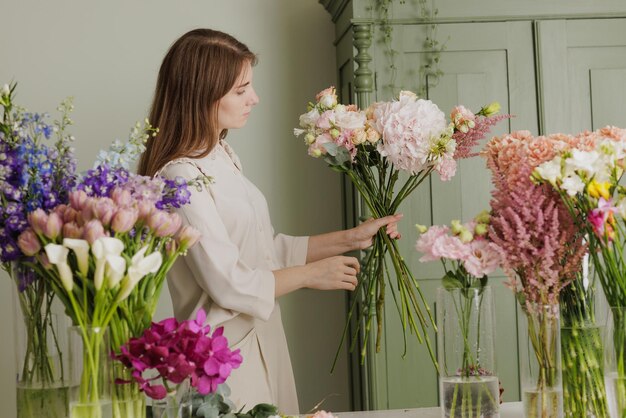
[63,222,84,239]
[111,207,139,233]
[474,223,488,236]
[18,229,41,256]
[83,219,107,244]
[176,225,201,249]
[1,84,10,97]
[69,190,89,211]
[148,211,182,237]
[351,129,367,145]
[137,201,154,222]
[474,210,491,225]
[366,127,381,144]
[450,220,464,235]
[329,128,340,139]
[480,102,501,117]
[415,224,428,234]
[92,198,116,226]
[28,209,48,235]
[111,187,132,207]
[304,132,316,145]
[459,229,474,243]
[43,212,63,241]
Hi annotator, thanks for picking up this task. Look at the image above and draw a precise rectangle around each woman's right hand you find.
[304,255,360,291]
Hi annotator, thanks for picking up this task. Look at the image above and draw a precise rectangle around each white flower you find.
[534,157,562,185]
[63,238,90,276]
[1,84,9,97]
[44,244,73,291]
[334,110,366,130]
[398,90,418,101]
[561,175,585,197]
[105,255,126,288]
[616,197,626,219]
[293,128,306,137]
[91,237,124,290]
[117,246,162,301]
[299,108,320,128]
[319,94,337,109]
[564,149,599,177]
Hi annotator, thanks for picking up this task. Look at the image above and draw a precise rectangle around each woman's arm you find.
[274,255,361,297]
[305,214,403,263]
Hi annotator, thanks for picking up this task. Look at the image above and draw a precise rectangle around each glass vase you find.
[68,325,112,418]
[437,286,500,418]
[559,267,608,418]
[12,262,71,418]
[604,307,626,418]
[520,303,563,418]
[150,384,192,418]
[111,363,146,418]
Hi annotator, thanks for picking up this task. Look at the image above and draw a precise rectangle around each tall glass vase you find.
[12,262,71,418]
[520,303,563,418]
[604,307,626,418]
[68,326,112,418]
[150,381,192,418]
[111,363,145,418]
[559,266,608,418]
[437,286,500,418]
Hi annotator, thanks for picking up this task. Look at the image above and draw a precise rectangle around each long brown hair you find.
[138,29,257,177]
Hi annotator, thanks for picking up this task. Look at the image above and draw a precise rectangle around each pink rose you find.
[451,105,476,133]
[315,87,337,108]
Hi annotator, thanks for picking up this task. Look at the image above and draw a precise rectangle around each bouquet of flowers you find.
[294,87,508,366]
[11,99,208,417]
[0,82,77,418]
[416,213,503,417]
[533,126,626,417]
[113,309,242,417]
[484,130,588,417]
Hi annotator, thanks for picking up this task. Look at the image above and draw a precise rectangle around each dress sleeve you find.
[273,234,309,268]
[161,161,276,321]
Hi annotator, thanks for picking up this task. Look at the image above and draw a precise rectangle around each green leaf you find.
[442,271,463,290]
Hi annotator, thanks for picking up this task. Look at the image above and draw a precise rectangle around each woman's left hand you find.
[351,213,403,250]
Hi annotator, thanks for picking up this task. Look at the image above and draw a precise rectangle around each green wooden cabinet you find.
[321,0,626,412]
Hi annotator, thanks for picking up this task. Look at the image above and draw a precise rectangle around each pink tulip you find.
[137,201,154,222]
[17,229,41,256]
[92,198,117,226]
[28,209,48,235]
[83,219,107,244]
[42,212,63,240]
[63,222,84,239]
[148,211,182,237]
[69,190,89,210]
[111,187,132,207]
[62,207,80,224]
[176,225,201,249]
[111,207,139,233]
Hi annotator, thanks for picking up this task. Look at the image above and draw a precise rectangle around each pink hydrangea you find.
[373,93,449,175]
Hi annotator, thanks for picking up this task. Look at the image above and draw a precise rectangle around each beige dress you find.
[158,142,308,414]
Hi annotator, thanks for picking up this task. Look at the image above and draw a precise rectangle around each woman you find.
[138,28,402,414]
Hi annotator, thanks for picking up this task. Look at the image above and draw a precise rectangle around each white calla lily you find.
[91,237,125,290]
[117,246,162,302]
[105,255,126,288]
[44,243,74,291]
[63,238,90,276]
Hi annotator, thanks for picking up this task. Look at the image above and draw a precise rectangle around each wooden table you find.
[301,402,523,417]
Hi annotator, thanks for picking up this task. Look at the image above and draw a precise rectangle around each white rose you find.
[335,111,366,130]
[299,108,320,128]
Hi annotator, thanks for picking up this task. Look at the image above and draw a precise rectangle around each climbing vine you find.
[371,0,446,97]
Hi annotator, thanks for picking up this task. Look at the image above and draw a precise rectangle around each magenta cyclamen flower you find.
[114,309,242,399]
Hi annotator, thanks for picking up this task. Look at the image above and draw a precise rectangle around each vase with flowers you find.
[0,82,76,418]
[16,130,207,417]
[294,87,508,367]
[416,213,503,417]
[113,309,243,418]
[485,130,591,417]
[533,126,626,417]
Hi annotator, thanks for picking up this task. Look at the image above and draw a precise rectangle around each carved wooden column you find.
[353,23,373,108]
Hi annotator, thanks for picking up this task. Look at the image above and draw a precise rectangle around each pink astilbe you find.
[488,160,586,307]
[453,113,512,159]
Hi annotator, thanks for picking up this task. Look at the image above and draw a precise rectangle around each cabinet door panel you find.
[538,19,626,133]
[369,21,537,409]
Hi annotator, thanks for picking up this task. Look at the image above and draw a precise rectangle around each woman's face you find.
[217,61,259,132]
